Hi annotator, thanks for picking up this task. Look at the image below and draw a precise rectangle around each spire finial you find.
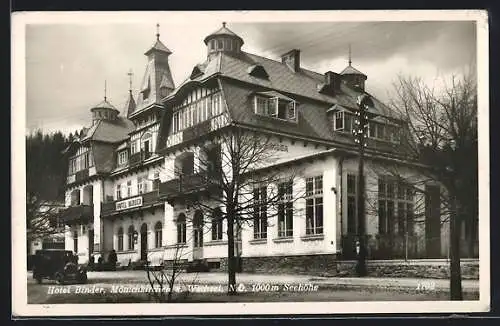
[348,43,352,66]
[156,23,160,40]
[104,80,107,101]
[222,22,226,28]
[127,69,133,94]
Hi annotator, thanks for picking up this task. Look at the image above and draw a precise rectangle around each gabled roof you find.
[340,65,366,76]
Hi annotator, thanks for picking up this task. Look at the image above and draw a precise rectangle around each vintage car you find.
[32,249,88,285]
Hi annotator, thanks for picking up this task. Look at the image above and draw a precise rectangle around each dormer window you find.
[248,65,269,79]
[254,91,297,123]
[333,111,354,133]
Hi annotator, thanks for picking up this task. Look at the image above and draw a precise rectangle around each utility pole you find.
[353,94,375,277]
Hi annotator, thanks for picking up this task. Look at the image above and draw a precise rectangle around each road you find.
[26,270,480,304]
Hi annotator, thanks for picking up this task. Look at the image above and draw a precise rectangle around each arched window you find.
[193,210,204,247]
[211,208,223,241]
[117,227,124,251]
[128,225,135,250]
[177,214,186,244]
[154,222,162,248]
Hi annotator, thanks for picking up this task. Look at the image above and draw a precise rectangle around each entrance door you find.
[140,223,148,261]
[192,210,204,260]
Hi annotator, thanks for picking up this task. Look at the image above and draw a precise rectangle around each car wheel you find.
[79,273,88,284]
[35,276,42,284]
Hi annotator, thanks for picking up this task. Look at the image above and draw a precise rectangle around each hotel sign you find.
[115,196,143,211]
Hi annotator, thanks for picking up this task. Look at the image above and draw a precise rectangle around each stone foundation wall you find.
[336,260,479,280]
[221,255,480,280]
[240,254,337,275]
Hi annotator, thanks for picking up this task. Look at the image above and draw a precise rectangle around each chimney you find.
[318,71,342,95]
[281,49,300,72]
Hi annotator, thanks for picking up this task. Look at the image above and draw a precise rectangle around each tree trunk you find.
[227,213,237,295]
[449,196,463,300]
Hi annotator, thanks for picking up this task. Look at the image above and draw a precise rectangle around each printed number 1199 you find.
[416,281,436,291]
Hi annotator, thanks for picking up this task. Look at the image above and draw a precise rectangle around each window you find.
[346,174,357,234]
[73,230,78,253]
[177,214,187,244]
[152,171,160,191]
[254,95,297,122]
[255,96,272,116]
[127,180,132,197]
[117,227,124,251]
[397,181,415,235]
[193,211,204,248]
[378,176,396,234]
[154,222,163,248]
[116,184,122,200]
[253,186,268,239]
[334,112,344,130]
[333,111,354,132]
[118,151,128,166]
[305,176,323,235]
[211,208,223,241]
[171,92,221,134]
[137,176,145,194]
[128,225,135,250]
[369,122,401,143]
[278,181,294,237]
[142,133,152,156]
[210,40,215,50]
[217,39,223,49]
[131,141,137,155]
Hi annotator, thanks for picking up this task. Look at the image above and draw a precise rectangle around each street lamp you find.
[353,94,377,277]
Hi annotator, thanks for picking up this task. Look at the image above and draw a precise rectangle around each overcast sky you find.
[24,14,477,135]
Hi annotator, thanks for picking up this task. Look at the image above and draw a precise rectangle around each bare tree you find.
[159,125,306,295]
[145,232,198,302]
[26,192,65,243]
[388,66,478,300]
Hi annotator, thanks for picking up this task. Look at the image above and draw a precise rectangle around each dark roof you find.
[163,50,401,144]
[124,92,136,117]
[145,39,172,56]
[91,99,119,113]
[81,117,135,143]
[204,23,244,45]
[340,65,366,76]
[220,79,334,141]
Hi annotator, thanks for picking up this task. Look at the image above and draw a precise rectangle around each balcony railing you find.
[159,170,221,201]
[101,190,161,216]
[60,204,93,225]
[129,150,153,167]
